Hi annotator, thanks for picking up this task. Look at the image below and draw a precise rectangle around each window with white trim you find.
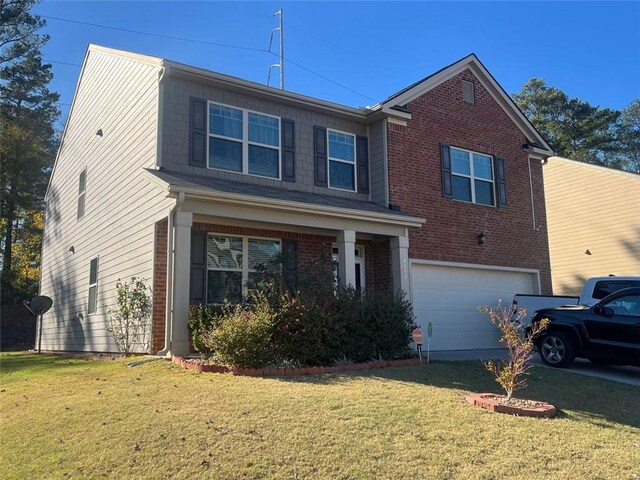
[450,147,495,206]
[328,129,356,191]
[208,103,281,179]
[87,257,98,314]
[77,169,86,219]
[206,235,281,304]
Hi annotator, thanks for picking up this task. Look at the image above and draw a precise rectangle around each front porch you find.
[144,169,423,357]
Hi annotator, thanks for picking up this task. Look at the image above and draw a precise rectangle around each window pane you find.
[209,104,243,139]
[452,175,471,202]
[475,180,495,206]
[207,271,242,304]
[89,258,98,284]
[248,112,279,147]
[329,160,355,190]
[248,145,279,178]
[209,137,242,172]
[207,236,243,269]
[79,170,86,194]
[328,131,355,162]
[77,194,85,220]
[248,239,280,270]
[473,153,493,180]
[88,285,97,314]
[451,148,470,175]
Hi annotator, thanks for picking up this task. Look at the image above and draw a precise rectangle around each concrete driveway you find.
[430,348,640,386]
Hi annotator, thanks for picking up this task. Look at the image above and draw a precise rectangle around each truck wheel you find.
[538,332,576,368]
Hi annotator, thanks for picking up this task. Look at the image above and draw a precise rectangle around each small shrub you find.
[188,304,223,358]
[202,292,276,368]
[480,302,549,400]
[107,277,152,355]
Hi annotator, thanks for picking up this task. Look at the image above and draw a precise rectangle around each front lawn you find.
[1,353,638,479]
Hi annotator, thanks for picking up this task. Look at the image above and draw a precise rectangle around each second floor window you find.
[208,103,281,179]
[328,130,356,191]
[450,147,494,206]
[77,169,86,219]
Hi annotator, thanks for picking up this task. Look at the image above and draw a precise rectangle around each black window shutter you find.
[282,239,298,291]
[189,230,207,305]
[281,119,296,182]
[189,97,207,168]
[314,126,328,187]
[356,135,369,194]
[495,157,508,207]
[440,143,452,198]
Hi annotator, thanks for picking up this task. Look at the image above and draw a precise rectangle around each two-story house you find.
[39,45,553,355]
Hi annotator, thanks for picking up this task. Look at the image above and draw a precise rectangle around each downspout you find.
[157,191,185,357]
[155,65,167,170]
[527,157,536,229]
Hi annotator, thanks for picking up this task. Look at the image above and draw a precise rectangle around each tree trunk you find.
[1,200,15,298]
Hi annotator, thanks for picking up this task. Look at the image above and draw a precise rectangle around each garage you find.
[410,262,539,351]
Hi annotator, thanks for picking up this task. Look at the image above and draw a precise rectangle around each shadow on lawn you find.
[0,353,96,376]
[277,360,640,429]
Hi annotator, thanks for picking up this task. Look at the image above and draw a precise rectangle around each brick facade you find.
[387,69,552,294]
[151,220,393,351]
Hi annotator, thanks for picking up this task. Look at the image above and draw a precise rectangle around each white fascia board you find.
[142,170,424,228]
[45,46,92,202]
[175,186,425,228]
[88,44,164,67]
[165,61,370,122]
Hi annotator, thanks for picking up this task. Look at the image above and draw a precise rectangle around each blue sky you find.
[36,1,640,130]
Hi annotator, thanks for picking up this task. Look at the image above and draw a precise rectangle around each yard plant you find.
[107,277,152,355]
[480,303,549,400]
[189,254,416,368]
[1,353,638,479]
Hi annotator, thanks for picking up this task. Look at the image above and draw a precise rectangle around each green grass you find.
[1,353,638,479]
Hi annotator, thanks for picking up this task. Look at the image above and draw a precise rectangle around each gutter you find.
[157,191,185,357]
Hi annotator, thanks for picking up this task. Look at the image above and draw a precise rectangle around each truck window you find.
[592,281,640,299]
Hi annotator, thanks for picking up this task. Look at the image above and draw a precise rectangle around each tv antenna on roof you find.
[267,9,284,90]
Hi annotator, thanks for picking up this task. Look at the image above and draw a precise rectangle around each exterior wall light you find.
[96,129,103,136]
[477,232,486,245]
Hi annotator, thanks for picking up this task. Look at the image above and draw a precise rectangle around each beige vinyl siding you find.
[544,157,640,295]
[39,48,173,352]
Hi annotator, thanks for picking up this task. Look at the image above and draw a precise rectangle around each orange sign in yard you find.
[412,328,423,344]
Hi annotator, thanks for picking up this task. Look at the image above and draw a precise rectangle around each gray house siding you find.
[369,120,389,207]
[161,76,373,201]
[39,47,173,352]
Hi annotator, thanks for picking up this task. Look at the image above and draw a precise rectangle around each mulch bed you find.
[172,355,423,376]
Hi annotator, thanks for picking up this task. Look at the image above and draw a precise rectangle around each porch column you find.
[390,235,410,296]
[170,210,193,356]
[337,230,356,287]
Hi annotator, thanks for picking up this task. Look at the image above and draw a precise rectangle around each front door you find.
[333,246,365,290]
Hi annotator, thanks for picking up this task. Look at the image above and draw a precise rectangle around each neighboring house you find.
[39,45,553,355]
[543,156,640,295]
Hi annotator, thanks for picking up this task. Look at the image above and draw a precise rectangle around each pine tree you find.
[0,0,59,302]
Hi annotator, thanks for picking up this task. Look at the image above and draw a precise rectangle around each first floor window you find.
[88,257,98,314]
[206,235,280,304]
[450,147,494,205]
[328,130,356,191]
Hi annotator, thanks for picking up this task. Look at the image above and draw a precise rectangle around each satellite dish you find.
[30,296,53,316]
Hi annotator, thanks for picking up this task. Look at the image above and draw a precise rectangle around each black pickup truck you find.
[530,287,640,368]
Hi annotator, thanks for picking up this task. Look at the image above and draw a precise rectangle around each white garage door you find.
[411,263,538,351]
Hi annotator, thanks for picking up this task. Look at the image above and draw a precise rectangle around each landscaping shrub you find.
[191,253,416,367]
[201,292,276,368]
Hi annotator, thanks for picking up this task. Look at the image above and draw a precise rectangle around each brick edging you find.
[172,356,423,376]
[465,392,556,418]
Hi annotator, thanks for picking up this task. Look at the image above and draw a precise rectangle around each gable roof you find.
[372,53,554,156]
